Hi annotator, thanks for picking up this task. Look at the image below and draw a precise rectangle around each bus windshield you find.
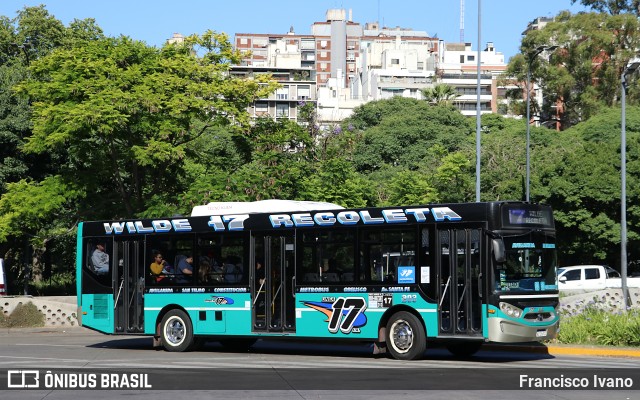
[495,233,557,292]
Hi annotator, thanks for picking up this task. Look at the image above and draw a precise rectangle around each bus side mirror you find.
[492,238,506,263]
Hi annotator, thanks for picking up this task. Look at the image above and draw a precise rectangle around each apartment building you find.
[232,8,508,124]
[437,41,507,116]
[231,34,317,122]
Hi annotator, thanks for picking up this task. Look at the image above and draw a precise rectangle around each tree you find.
[537,106,640,266]
[17,32,278,219]
[0,7,109,292]
[0,176,81,283]
[299,158,375,208]
[347,98,473,173]
[573,0,640,15]
[506,11,640,129]
[420,83,460,105]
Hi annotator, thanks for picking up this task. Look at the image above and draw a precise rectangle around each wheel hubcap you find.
[390,319,414,354]
[165,317,185,346]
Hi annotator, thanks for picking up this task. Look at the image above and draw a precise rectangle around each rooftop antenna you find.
[460,0,465,42]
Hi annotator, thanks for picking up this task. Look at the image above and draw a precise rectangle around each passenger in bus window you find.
[224,256,243,283]
[91,243,110,274]
[176,254,194,283]
[150,252,170,282]
[199,258,211,283]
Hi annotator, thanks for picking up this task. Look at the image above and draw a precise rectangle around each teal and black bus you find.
[76,200,559,360]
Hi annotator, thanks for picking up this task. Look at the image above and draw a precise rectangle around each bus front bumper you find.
[487,317,558,343]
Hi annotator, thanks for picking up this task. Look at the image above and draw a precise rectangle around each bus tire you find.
[385,311,426,360]
[160,309,194,352]
[446,341,482,358]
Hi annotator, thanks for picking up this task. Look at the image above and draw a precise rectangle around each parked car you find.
[557,265,640,290]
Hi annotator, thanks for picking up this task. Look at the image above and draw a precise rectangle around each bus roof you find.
[190,199,345,216]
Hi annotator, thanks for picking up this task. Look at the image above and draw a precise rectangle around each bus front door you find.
[436,228,484,337]
[114,239,145,334]
[252,233,296,333]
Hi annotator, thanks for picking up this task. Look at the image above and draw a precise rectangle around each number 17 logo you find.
[328,297,367,334]
[302,297,368,334]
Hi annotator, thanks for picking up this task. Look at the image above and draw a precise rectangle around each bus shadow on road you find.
[87,337,555,362]
[87,336,154,351]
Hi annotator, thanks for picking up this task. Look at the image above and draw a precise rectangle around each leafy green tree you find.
[347,97,473,173]
[225,117,314,201]
[537,106,640,266]
[0,62,30,192]
[299,158,375,208]
[573,0,640,15]
[507,11,640,129]
[383,170,438,206]
[17,32,277,218]
[0,176,81,282]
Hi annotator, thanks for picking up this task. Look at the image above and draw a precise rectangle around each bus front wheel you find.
[385,311,426,360]
[160,309,194,352]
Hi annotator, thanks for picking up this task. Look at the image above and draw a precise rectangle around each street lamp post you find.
[525,45,557,202]
[475,0,482,202]
[621,59,640,310]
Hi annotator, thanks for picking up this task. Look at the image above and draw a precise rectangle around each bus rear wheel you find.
[385,311,426,360]
[160,309,194,352]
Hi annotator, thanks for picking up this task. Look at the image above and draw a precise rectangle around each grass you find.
[554,295,640,347]
[0,302,45,328]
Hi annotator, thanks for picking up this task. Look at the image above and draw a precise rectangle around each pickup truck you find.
[557,265,640,290]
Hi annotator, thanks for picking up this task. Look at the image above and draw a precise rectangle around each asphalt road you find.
[1,327,639,399]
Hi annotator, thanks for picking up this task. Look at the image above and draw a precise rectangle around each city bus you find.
[76,200,559,360]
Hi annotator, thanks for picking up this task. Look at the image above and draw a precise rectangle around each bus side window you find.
[304,272,321,282]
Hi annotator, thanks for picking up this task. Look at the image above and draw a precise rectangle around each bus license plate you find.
[536,329,547,337]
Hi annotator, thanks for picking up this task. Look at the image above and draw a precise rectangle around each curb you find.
[484,343,640,358]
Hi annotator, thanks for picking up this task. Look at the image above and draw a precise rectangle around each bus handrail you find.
[439,276,451,307]
[114,279,124,310]
[253,279,265,306]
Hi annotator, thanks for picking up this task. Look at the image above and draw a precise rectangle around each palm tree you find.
[420,83,460,105]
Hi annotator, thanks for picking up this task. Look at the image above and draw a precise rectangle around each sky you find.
[0,0,590,61]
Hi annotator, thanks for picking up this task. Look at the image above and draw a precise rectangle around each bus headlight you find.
[499,302,523,318]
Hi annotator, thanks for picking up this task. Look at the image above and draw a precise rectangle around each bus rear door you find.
[114,239,145,334]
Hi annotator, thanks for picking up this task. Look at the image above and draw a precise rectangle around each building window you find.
[467,55,475,62]
[297,85,310,100]
[276,103,289,117]
[391,58,400,65]
[253,38,268,47]
[255,102,268,116]
[460,55,465,63]
[320,62,328,71]
[276,86,289,100]
[320,40,328,48]
[240,38,248,45]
